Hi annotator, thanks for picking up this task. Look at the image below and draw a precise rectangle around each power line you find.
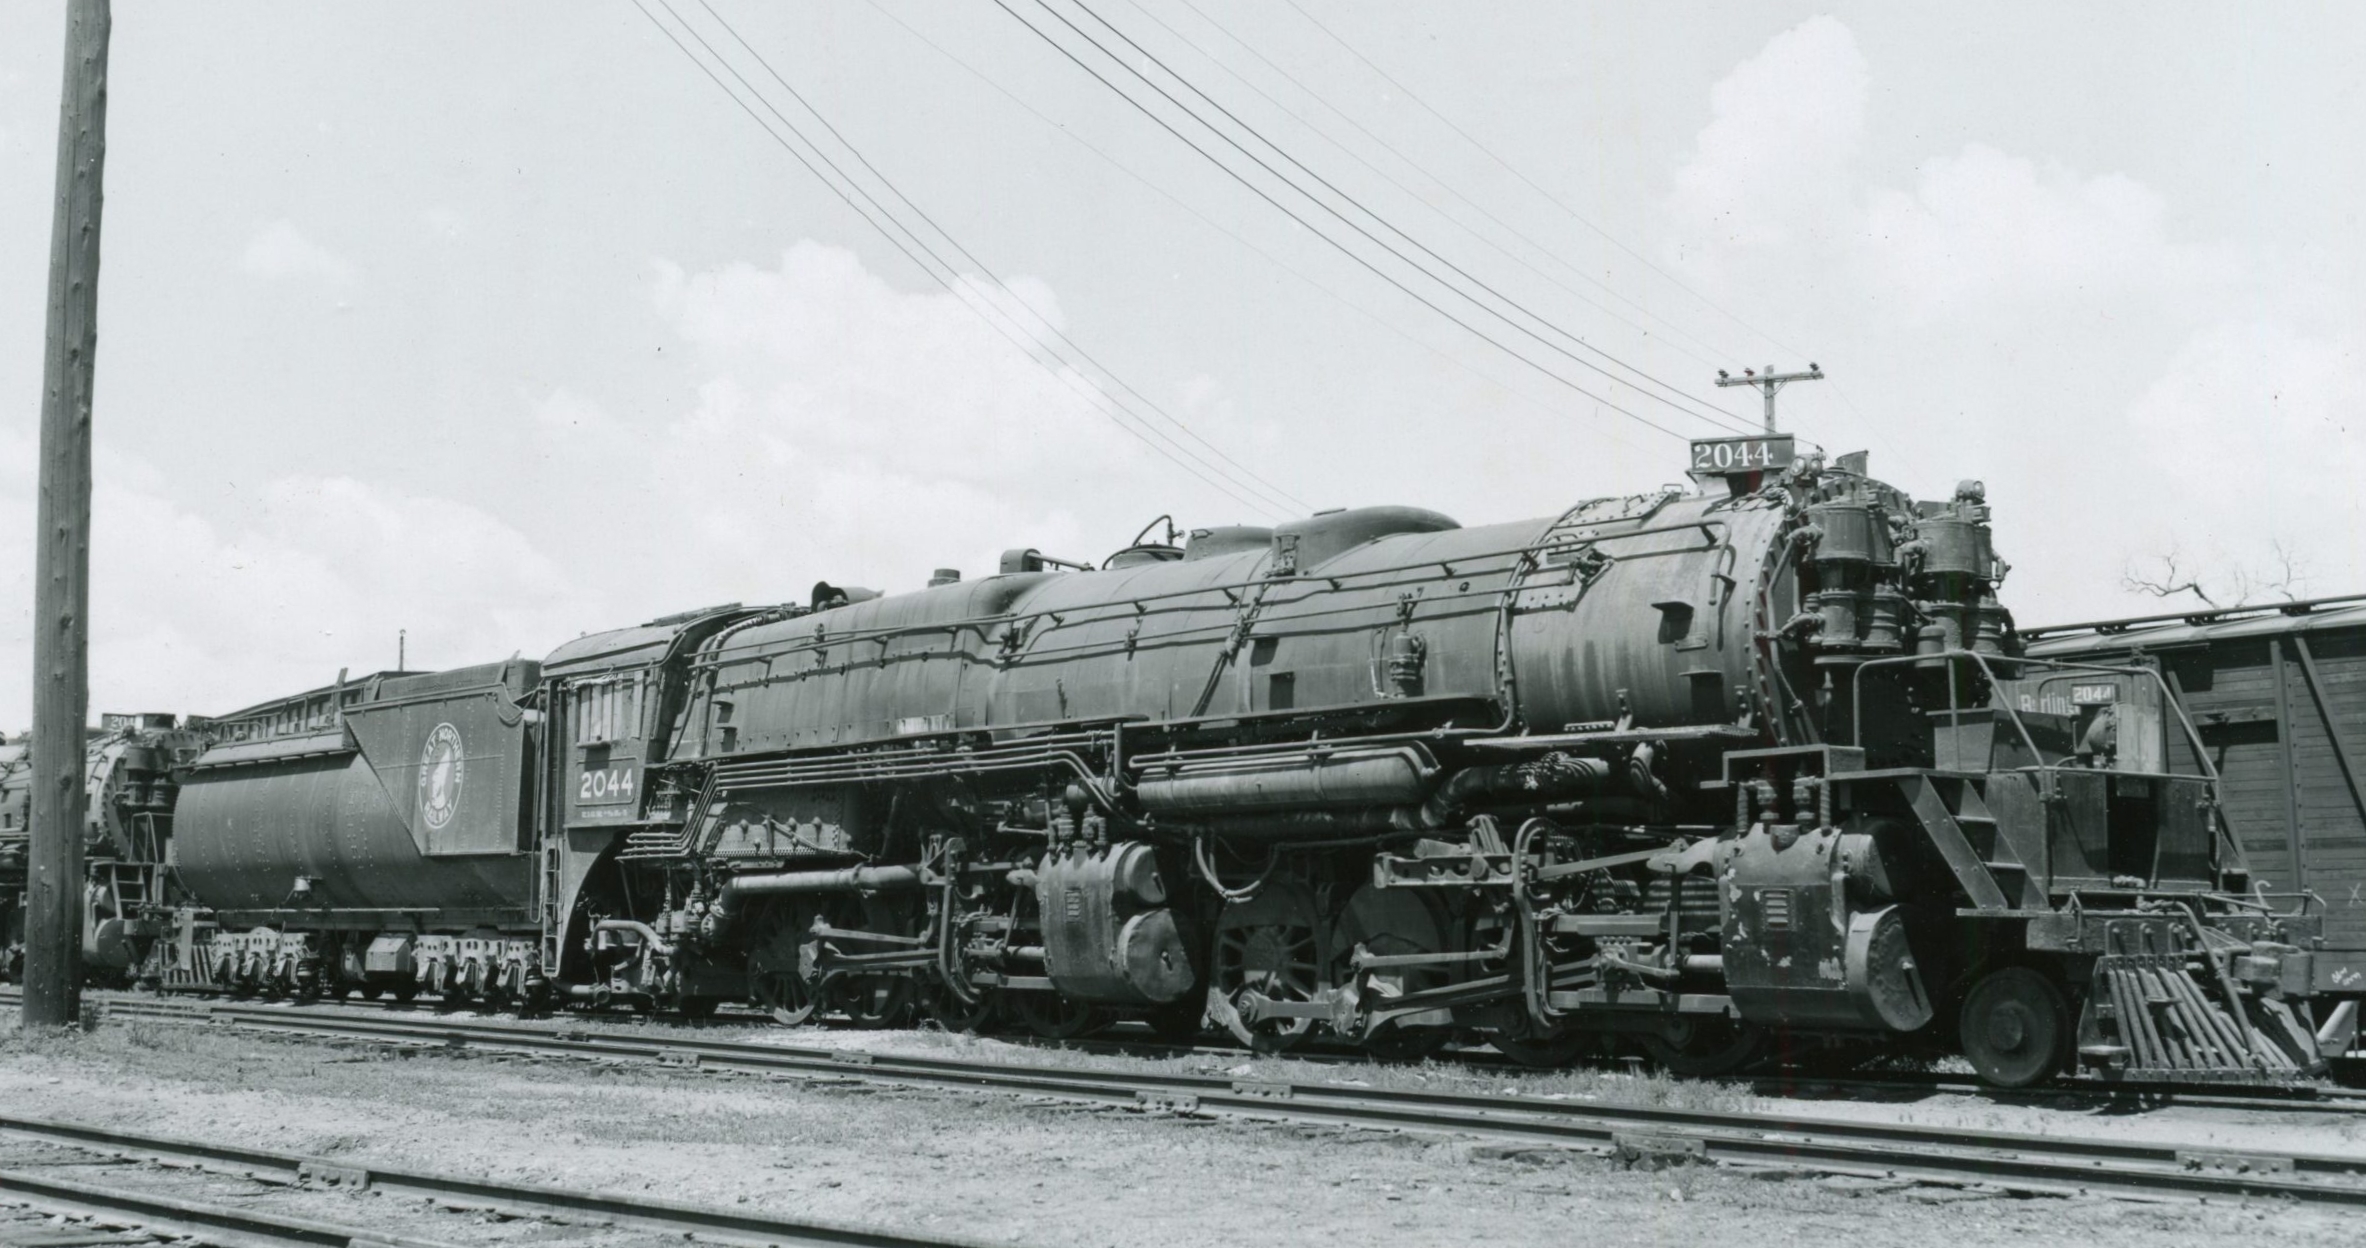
[1053,0,1754,437]
[692,0,1311,515]
[1274,2,1945,480]
[663,0,1299,516]
[855,0,1661,457]
[1141,0,1756,408]
[633,0,1297,518]
[998,0,1696,442]
[1278,0,1809,365]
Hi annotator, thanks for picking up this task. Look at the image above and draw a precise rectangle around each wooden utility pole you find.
[24,0,111,1029]
[1715,363,1823,433]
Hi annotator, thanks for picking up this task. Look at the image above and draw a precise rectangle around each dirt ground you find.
[0,1014,2357,1248]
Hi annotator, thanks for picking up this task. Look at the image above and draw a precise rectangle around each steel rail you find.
[66,994,2366,1205]
[0,1157,466,1248]
[0,1111,1006,1248]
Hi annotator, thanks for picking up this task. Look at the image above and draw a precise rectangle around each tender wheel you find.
[1214,883,1324,1054]
[1959,965,2070,1088]
[1639,1018,1767,1078]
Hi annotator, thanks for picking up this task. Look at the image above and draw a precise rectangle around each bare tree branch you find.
[2120,537,2314,610]
[2122,546,2219,608]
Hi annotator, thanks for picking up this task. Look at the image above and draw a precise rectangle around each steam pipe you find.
[705,864,926,939]
[1420,754,1617,827]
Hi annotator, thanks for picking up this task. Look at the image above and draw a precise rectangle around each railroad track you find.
[37,992,2366,1207]
[0,1146,468,1248]
[0,1110,1007,1248]
[30,987,2364,1119]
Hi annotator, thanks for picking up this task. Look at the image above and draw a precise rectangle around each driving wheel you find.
[1333,884,1453,1063]
[1487,1027,1587,1068]
[1639,1017,1767,1078]
[1214,883,1325,1054]
[1010,992,1102,1039]
[747,905,822,1026]
[920,980,1000,1034]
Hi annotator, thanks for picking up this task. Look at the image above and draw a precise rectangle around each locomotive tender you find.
[87,438,2357,1087]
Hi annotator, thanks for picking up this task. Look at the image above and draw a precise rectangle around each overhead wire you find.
[997,0,1701,441]
[632,0,1299,519]
[1158,0,1749,377]
[1276,2,1929,482]
[855,0,1661,457]
[1050,0,1755,437]
[1278,0,1811,365]
[1108,0,1755,430]
[691,0,1311,515]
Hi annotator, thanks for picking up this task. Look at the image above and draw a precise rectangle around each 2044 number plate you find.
[578,765,638,806]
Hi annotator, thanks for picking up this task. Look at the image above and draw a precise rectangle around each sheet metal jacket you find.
[665,492,1809,817]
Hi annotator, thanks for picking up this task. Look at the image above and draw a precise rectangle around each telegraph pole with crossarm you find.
[1716,363,1823,433]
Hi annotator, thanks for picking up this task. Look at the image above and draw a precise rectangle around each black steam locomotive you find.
[36,437,2360,1088]
[0,713,204,985]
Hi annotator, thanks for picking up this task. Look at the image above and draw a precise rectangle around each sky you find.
[0,2,2360,724]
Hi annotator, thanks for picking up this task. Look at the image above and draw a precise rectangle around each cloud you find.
[1667,16,1867,259]
[1862,146,2238,318]
[0,425,591,725]
[1667,18,2232,323]
[240,219,354,283]
[527,241,1244,608]
[1657,17,2350,617]
[0,240,1263,725]
[2126,319,2366,587]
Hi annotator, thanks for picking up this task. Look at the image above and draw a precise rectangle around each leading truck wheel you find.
[1959,966,2070,1088]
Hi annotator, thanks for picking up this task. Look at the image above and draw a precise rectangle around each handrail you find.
[684,515,1745,672]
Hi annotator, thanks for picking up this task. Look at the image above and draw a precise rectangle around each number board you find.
[1688,435,1795,477]
[577,764,639,809]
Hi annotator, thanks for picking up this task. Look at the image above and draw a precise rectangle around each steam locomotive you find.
[0,713,204,984]
[20,437,2360,1088]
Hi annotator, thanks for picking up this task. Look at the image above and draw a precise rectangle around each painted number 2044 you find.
[579,767,637,804]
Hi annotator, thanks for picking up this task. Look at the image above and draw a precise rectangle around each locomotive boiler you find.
[142,437,2347,1088]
